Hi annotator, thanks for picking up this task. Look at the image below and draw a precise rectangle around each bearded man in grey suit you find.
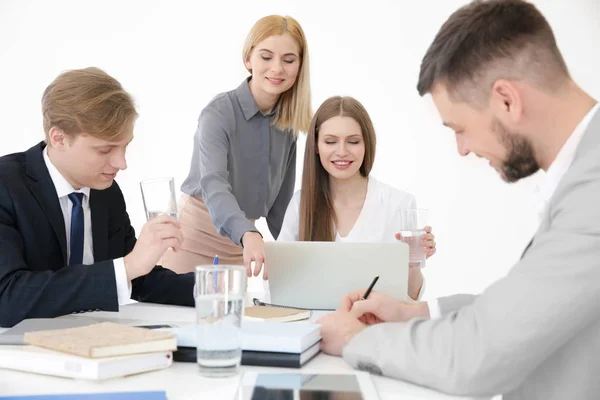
[318,1,600,399]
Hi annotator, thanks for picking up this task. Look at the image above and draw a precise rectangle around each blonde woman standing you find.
[162,15,312,278]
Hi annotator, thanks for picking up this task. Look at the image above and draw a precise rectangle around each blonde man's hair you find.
[242,15,312,136]
[42,67,137,142]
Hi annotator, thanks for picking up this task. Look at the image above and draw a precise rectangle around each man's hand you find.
[124,215,183,281]
[342,289,430,325]
[242,231,267,279]
[318,310,366,356]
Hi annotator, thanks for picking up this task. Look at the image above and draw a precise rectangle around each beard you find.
[493,118,540,183]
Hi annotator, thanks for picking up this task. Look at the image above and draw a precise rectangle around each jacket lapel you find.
[25,142,68,264]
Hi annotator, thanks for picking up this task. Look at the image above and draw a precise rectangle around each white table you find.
[0,303,487,400]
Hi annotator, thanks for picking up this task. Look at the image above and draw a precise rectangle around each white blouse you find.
[278,176,417,243]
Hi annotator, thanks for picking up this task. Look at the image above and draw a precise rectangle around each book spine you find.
[241,351,301,368]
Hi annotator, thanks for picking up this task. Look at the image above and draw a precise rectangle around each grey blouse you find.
[181,78,297,246]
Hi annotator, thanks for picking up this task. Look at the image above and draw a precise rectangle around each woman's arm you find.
[194,108,259,245]
[408,268,424,300]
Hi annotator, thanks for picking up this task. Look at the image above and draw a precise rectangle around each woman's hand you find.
[242,232,268,279]
[394,225,436,259]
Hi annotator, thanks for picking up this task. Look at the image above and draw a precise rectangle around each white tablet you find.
[236,370,380,399]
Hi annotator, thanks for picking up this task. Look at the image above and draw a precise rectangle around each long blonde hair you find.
[299,96,377,241]
[242,15,312,136]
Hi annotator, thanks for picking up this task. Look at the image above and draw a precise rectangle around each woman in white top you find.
[278,96,436,300]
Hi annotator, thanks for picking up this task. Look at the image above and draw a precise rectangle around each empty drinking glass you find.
[140,177,177,221]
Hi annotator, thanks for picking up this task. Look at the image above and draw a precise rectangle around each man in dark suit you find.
[0,67,194,327]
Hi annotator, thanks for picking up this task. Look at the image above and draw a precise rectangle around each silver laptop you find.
[265,241,409,310]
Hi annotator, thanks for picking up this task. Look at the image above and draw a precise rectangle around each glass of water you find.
[399,208,428,269]
[195,264,247,377]
[140,177,177,221]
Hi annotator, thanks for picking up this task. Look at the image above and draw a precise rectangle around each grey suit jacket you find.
[343,109,600,400]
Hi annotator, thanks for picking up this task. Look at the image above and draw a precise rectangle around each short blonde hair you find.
[242,15,312,136]
[42,67,137,142]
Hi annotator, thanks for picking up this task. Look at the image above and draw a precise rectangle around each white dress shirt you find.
[43,147,132,305]
[428,102,600,319]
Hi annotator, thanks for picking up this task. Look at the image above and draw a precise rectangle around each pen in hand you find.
[361,275,380,300]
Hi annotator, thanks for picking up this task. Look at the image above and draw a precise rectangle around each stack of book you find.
[173,319,321,368]
[0,322,177,380]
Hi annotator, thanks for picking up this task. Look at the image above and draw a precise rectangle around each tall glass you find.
[195,265,247,377]
[399,208,428,269]
[139,177,177,221]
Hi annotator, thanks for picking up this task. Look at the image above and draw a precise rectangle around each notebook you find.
[0,318,174,346]
[24,322,177,358]
[173,320,321,354]
[244,306,311,322]
[173,341,321,368]
[241,341,320,368]
[0,345,172,380]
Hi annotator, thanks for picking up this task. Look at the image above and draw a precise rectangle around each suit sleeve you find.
[437,294,478,315]
[106,184,195,307]
[0,183,120,327]
[342,162,600,396]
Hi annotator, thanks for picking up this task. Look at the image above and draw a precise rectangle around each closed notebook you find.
[24,322,177,358]
[241,341,320,368]
[0,345,172,380]
[174,341,320,368]
[244,306,311,322]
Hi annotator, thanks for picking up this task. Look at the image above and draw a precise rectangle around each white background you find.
[1,0,599,300]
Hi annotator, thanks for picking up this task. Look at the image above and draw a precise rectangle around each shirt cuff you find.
[239,228,262,247]
[113,257,132,305]
[428,299,441,319]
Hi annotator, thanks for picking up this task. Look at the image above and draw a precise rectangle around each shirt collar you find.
[235,77,276,120]
[43,146,91,199]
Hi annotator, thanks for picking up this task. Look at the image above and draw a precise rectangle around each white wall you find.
[1,0,599,300]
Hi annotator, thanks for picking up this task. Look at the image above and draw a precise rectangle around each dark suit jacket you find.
[0,142,194,327]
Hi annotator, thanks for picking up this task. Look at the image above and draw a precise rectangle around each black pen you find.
[361,275,380,300]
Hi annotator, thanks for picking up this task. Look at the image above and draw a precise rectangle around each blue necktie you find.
[68,192,84,266]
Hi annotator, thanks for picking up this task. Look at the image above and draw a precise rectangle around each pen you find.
[361,275,379,300]
[213,255,219,292]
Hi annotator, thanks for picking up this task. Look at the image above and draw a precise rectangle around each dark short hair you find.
[417,0,569,102]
